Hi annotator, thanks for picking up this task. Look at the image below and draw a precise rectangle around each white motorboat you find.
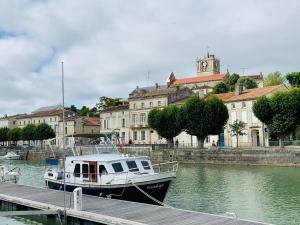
[0,165,21,183]
[0,151,21,160]
[44,149,178,205]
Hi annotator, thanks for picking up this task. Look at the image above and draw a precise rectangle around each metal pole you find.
[62,61,65,150]
[61,61,66,220]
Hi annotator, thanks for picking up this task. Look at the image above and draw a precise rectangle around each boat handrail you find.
[7,167,21,174]
[152,161,179,173]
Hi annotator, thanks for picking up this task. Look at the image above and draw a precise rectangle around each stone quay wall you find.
[1,146,300,166]
[123,147,300,166]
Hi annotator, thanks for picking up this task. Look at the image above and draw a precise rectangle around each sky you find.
[0,0,300,115]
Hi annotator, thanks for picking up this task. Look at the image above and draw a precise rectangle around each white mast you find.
[61,61,65,149]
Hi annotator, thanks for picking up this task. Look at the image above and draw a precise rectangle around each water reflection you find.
[1,160,300,225]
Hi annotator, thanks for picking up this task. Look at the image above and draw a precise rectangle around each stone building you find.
[100,103,130,144]
[167,53,226,97]
[0,114,25,129]
[58,115,100,146]
[166,53,264,97]
[128,84,194,144]
[16,105,74,145]
[216,84,288,147]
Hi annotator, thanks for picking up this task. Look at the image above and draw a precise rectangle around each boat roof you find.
[66,153,149,162]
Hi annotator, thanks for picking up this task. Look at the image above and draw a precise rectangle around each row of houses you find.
[0,105,100,146]
[0,53,287,148]
[100,53,287,147]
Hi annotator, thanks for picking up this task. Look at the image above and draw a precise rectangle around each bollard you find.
[73,187,83,211]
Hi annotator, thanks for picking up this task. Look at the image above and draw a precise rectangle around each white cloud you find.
[0,0,300,115]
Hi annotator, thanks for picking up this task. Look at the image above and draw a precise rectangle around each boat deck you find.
[0,183,271,225]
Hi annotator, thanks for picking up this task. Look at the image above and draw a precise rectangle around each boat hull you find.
[46,179,172,205]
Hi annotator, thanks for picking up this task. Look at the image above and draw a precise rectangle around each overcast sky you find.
[0,0,300,115]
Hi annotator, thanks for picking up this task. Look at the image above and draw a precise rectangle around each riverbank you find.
[1,146,300,167]
[124,146,300,167]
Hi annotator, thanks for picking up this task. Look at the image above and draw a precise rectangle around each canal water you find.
[1,160,300,225]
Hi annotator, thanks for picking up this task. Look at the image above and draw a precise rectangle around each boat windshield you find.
[76,135,120,155]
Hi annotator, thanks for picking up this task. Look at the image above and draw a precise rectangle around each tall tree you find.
[0,127,9,145]
[238,77,258,89]
[35,123,55,148]
[97,96,123,111]
[224,73,240,91]
[7,128,21,144]
[148,105,184,147]
[212,82,229,94]
[183,96,228,148]
[79,106,90,116]
[70,105,78,113]
[264,71,285,86]
[21,124,36,146]
[253,88,300,148]
[229,120,246,148]
[286,72,300,87]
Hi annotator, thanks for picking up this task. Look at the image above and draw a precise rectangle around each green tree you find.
[286,72,300,87]
[238,77,258,89]
[97,96,123,111]
[148,105,184,147]
[70,105,78,113]
[0,127,9,145]
[35,123,55,148]
[264,71,285,86]
[182,96,228,148]
[212,82,229,94]
[253,88,300,148]
[79,106,90,116]
[228,120,246,148]
[224,73,240,91]
[21,124,36,146]
[7,128,21,144]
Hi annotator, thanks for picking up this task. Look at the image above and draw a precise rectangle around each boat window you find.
[141,161,151,170]
[99,165,108,175]
[112,162,124,173]
[82,164,89,178]
[126,161,139,172]
[74,163,81,177]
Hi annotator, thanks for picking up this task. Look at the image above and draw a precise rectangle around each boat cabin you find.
[46,153,155,185]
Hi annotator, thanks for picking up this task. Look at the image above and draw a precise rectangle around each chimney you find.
[155,83,159,90]
[235,83,243,96]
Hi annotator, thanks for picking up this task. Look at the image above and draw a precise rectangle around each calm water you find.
[1,160,300,225]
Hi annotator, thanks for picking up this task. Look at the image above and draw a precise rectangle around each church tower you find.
[196,53,220,76]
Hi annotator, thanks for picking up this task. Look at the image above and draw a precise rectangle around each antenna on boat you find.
[61,61,67,219]
[61,61,65,150]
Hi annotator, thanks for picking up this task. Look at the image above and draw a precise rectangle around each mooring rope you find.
[129,180,173,208]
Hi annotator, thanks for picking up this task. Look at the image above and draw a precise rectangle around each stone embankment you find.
[1,146,300,166]
[124,146,300,166]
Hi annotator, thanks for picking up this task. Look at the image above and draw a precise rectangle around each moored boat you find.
[44,152,178,205]
[0,165,21,183]
[0,151,20,160]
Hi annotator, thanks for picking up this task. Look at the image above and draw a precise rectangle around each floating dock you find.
[0,183,271,225]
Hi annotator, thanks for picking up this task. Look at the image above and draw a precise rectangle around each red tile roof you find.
[63,116,100,126]
[17,109,71,119]
[215,84,288,103]
[172,73,225,85]
[82,117,100,126]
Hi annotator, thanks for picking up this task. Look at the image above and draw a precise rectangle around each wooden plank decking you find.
[0,183,271,225]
